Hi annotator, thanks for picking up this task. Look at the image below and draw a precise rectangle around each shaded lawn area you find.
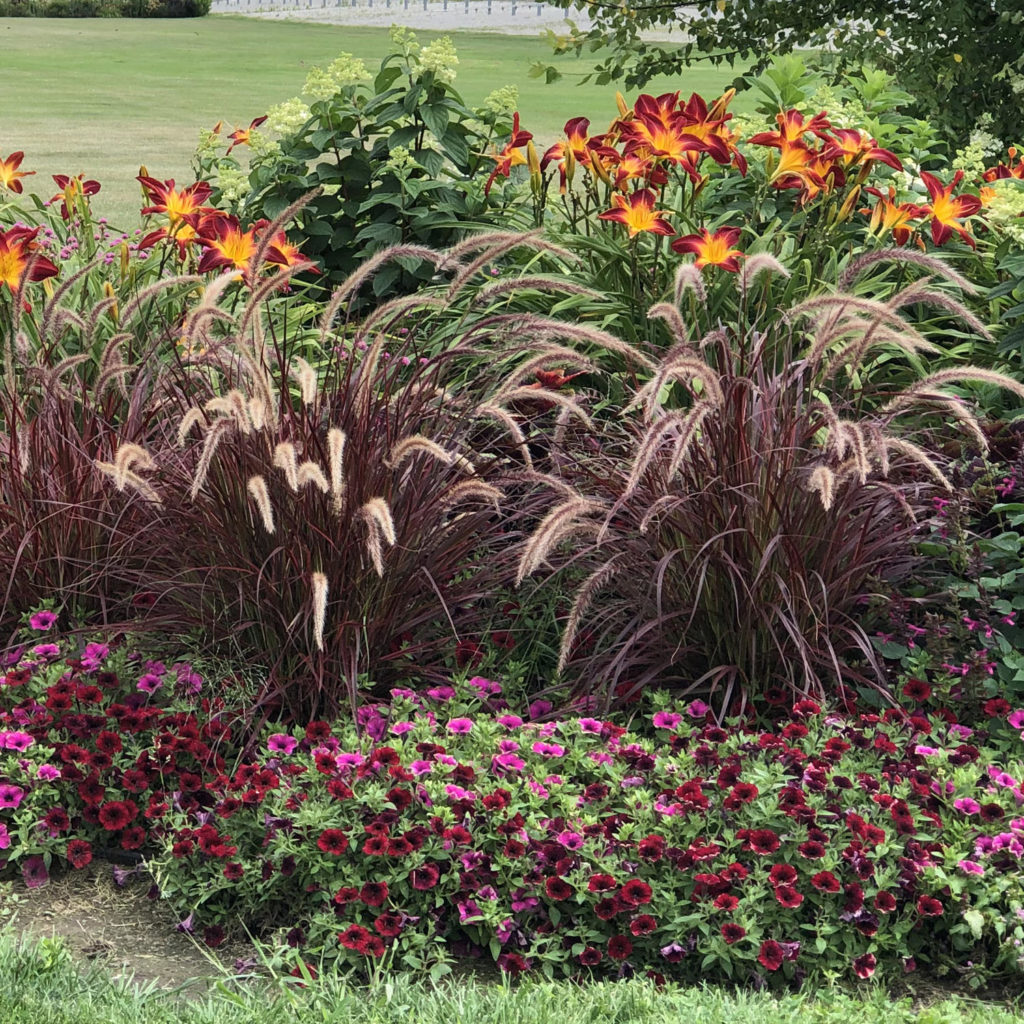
[0,14,750,223]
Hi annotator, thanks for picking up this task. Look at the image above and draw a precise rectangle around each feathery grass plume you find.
[247,397,268,431]
[311,571,329,651]
[95,444,161,505]
[444,232,577,301]
[118,274,203,327]
[474,402,532,467]
[865,422,890,478]
[881,389,989,451]
[518,315,657,371]
[492,348,596,398]
[94,361,134,400]
[361,497,396,576]
[296,460,330,492]
[887,367,1024,408]
[385,434,473,473]
[351,293,445,365]
[884,438,953,491]
[628,355,725,419]
[838,246,977,293]
[673,263,707,307]
[623,406,710,499]
[495,387,594,430]
[887,280,993,342]
[647,302,690,347]
[190,419,235,499]
[739,253,790,292]
[246,475,275,533]
[273,442,300,490]
[841,420,870,484]
[792,294,930,352]
[819,319,940,384]
[248,188,321,280]
[204,390,253,435]
[290,358,319,406]
[237,265,299,350]
[558,555,623,674]
[39,260,100,342]
[84,296,118,347]
[516,497,604,585]
[471,275,601,307]
[327,428,346,511]
[439,479,504,510]
[177,408,207,447]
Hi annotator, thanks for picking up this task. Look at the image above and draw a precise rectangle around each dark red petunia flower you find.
[204,925,226,949]
[713,893,739,912]
[338,924,372,951]
[629,914,657,936]
[768,864,798,886]
[223,862,244,880]
[594,898,620,920]
[758,940,784,971]
[317,829,349,855]
[620,879,653,907]
[873,891,897,914]
[917,895,943,917]
[901,678,932,702]
[333,886,359,905]
[97,801,137,831]
[409,863,440,890]
[588,873,618,893]
[797,841,825,860]
[305,720,332,742]
[578,946,603,966]
[774,885,804,909]
[721,923,746,944]
[66,839,92,869]
[44,807,71,832]
[120,826,146,851]
[360,881,389,907]
[607,935,633,960]
[852,952,877,979]
[362,836,389,856]
[374,912,404,937]
[545,877,573,901]
[980,802,1005,823]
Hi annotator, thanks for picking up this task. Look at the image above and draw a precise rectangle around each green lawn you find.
[0,15,749,224]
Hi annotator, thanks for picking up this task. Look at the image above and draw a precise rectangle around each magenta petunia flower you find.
[954,797,981,815]
[687,699,710,718]
[137,673,163,694]
[652,711,682,730]
[22,855,49,889]
[496,714,523,728]
[36,764,61,781]
[577,717,603,734]
[30,643,60,660]
[390,721,414,735]
[0,823,9,850]
[531,741,565,758]
[1008,709,1024,729]
[0,784,24,809]
[556,830,584,850]
[0,731,33,752]
[468,676,501,696]
[267,733,298,755]
[957,859,985,875]
[29,610,57,631]
[426,685,455,702]
[447,718,474,734]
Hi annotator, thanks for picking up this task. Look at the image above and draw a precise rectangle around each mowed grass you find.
[0,15,750,223]
[1,929,1022,1024]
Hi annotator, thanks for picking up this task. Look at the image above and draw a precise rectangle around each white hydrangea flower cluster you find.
[381,145,419,178]
[418,36,459,85]
[955,117,1004,180]
[215,165,251,204]
[983,180,1024,245]
[195,126,223,159]
[265,98,312,139]
[808,86,868,130]
[481,85,519,117]
[246,130,281,159]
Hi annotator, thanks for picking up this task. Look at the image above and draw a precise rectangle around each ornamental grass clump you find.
[518,252,1024,714]
[100,231,619,720]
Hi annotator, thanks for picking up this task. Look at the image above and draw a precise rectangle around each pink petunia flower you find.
[957,859,985,875]
[29,610,57,631]
[0,784,24,809]
[955,797,981,815]
[652,711,683,730]
[267,734,298,755]
[447,718,474,734]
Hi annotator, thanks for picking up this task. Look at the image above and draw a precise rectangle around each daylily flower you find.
[598,189,673,237]
[227,115,268,154]
[195,215,259,276]
[671,225,743,271]
[983,146,1024,181]
[139,176,214,227]
[919,169,982,247]
[0,151,34,193]
[0,226,58,294]
[748,109,832,149]
[827,128,902,173]
[863,186,926,245]
[51,173,101,220]
[484,112,532,195]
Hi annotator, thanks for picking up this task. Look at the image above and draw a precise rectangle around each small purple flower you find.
[954,797,981,815]
[531,742,565,758]
[556,830,584,850]
[390,721,415,735]
[30,643,60,661]
[495,918,516,943]
[460,851,486,871]
[29,610,57,631]
[511,891,538,912]
[957,859,985,875]
[0,784,25,809]
[0,823,9,850]
[653,711,683,730]
[686,699,710,718]
[427,686,455,702]
[457,899,482,923]
[660,942,687,962]
[409,760,433,776]
[267,734,298,756]
[497,739,520,754]
[496,714,523,728]
[476,885,499,901]
[0,731,33,752]
[136,674,163,694]
[175,913,195,934]
[528,699,552,720]
[22,855,49,889]
[447,718,474,735]
[174,663,203,695]
[468,676,502,696]
[36,764,61,781]
[578,718,603,734]
[80,642,109,671]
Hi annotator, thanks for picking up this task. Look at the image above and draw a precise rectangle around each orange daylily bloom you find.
[0,151,35,194]
[671,226,744,271]
[827,128,902,173]
[677,91,745,173]
[619,93,721,167]
[50,173,101,221]
[919,170,982,248]
[195,214,259,275]
[263,228,319,273]
[863,187,926,245]
[226,115,269,155]
[598,189,674,237]
[983,146,1024,182]
[0,225,58,294]
[768,141,828,195]
[138,175,214,227]
[485,112,533,195]
[527,368,586,390]
[748,109,832,149]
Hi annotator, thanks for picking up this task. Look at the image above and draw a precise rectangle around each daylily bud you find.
[615,92,629,118]
[526,141,542,197]
[590,151,613,187]
[708,88,735,121]
[103,281,119,324]
[564,144,576,187]
[837,185,861,223]
[120,242,130,280]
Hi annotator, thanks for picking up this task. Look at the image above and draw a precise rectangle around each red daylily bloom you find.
[227,115,269,154]
[195,215,259,276]
[748,108,832,149]
[484,112,533,195]
[863,186,926,245]
[139,175,214,227]
[51,173,101,220]
[827,128,902,173]
[0,151,34,193]
[262,228,319,274]
[919,170,982,248]
[598,189,674,237]
[0,225,58,294]
[671,226,743,271]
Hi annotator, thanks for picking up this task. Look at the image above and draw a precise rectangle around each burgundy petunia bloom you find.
[374,912,404,937]
[594,898,621,920]
[917,895,943,917]
[409,863,440,890]
[713,893,739,912]
[97,801,137,831]
[545,877,573,901]
[607,935,633,960]
[579,946,603,966]
[619,879,653,907]
[852,952,877,979]
[360,881,389,907]
[629,914,658,936]
[203,925,226,948]
[223,862,244,880]
[66,839,93,869]
[873,891,897,914]
[797,841,826,860]
[768,864,798,887]
[774,885,804,909]
[339,924,372,951]
[758,940,784,972]
[588,873,618,893]
[721,923,746,944]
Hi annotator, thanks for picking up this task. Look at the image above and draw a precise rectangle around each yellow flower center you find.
[0,246,25,288]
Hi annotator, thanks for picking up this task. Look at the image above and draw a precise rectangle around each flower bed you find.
[2,632,1024,989]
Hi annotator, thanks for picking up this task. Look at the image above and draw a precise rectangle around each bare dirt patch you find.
[3,862,254,995]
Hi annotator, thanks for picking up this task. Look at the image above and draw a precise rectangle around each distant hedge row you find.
[0,0,208,15]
